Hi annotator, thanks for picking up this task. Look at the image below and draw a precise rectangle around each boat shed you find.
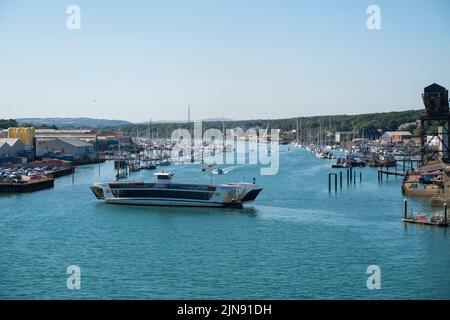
[0,138,26,159]
[37,138,95,160]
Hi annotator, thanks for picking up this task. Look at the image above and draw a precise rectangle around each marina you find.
[1,144,449,299]
[1,0,450,305]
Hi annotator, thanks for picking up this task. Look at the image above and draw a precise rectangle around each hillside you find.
[116,109,423,139]
[16,117,132,128]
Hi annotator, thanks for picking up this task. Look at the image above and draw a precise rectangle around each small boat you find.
[90,172,263,208]
[217,168,224,175]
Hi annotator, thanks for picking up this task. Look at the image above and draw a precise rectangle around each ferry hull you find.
[104,198,243,208]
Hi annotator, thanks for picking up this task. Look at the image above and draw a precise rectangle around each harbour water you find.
[1,146,449,299]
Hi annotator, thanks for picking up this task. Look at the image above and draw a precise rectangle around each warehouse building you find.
[0,138,26,163]
[37,138,95,160]
[35,129,97,143]
[381,131,412,144]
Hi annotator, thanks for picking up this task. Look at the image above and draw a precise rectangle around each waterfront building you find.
[36,138,95,160]
[381,131,412,144]
[96,136,120,152]
[0,138,26,162]
[35,129,97,143]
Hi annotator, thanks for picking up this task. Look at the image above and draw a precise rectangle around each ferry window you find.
[117,189,213,200]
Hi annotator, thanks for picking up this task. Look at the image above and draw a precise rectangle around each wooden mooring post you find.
[445,203,448,225]
[328,173,338,192]
[403,199,408,219]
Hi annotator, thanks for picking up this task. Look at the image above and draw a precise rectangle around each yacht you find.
[90,172,262,208]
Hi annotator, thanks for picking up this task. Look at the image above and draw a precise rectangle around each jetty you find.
[0,176,54,193]
[0,160,74,193]
[378,170,405,180]
[402,200,449,227]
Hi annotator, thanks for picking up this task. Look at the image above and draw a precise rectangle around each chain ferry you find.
[90,172,262,208]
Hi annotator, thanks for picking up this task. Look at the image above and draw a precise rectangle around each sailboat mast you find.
[147,118,152,142]
[222,116,226,150]
[188,104,191,124]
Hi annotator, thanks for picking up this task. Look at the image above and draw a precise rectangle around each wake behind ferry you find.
[90,172,263,208]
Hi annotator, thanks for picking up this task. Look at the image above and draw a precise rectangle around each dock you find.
[401,218,448,227]
[0,160,73,193]
[0,177,54,193]
[378,170,405,178]
[402,200,449,227]
[47,167,75,178]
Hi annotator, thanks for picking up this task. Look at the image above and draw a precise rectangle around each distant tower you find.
[420,83,450,164]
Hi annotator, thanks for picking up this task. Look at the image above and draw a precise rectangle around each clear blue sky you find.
[0,0,449,122]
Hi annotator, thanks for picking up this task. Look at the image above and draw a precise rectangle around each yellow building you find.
[8,127,35,146]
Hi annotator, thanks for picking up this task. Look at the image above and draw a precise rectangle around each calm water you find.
[1,146,449,299]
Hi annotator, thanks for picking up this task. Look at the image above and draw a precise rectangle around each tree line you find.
[113,109,423,139]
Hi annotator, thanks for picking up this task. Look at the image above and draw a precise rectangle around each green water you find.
[1,146,449,299]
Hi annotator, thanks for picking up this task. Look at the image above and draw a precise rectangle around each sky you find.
[0,0,449,122]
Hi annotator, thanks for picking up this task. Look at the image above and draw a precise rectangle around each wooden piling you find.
[445,203,448,224]
[403,199,408,219]
[328,173,338,192]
